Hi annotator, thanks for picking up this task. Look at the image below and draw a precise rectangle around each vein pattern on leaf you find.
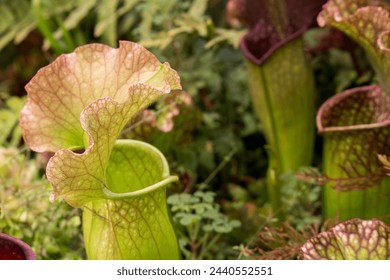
[300,218,390,260]
[317,85,390,191]
[21,41,181,153]
[82,140,179,259]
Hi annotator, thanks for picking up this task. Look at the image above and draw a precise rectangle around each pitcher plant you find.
[317,0,390,223]
[229,0,325,216]
[20,41,181,259]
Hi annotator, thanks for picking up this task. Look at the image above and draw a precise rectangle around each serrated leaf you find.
[171,193,201,206]
[300,219,390,260]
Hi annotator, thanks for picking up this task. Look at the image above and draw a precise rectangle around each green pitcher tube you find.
[317,86,390,223]
[237,0,323,216]
[83,140,180,259]
[245,37,316,214]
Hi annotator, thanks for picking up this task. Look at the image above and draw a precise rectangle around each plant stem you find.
[199,146,237,189]
[198,233,220,260]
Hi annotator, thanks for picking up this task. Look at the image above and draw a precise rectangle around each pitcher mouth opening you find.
[378,29,390,52]
[101,139,178,199]
[0,233,36,260]
[240,24,309,66]
[317,85,390,134]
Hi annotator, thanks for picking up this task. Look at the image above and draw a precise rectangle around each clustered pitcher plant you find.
[316,0,390,223]
[20,41,181,259]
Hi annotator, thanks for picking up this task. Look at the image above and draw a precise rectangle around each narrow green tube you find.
[246,37,316,214]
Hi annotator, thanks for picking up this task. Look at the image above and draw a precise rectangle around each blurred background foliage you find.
[0,0,374,259]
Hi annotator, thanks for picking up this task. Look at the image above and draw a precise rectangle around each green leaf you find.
[177,213,201,226]
[95,0,138,41]
[95,0,118,46]
[194,203,213,215]
[188,0,208,18]
[300,219,390,260]
[202,208,221,220]
[31,0,64,54]
[0,110,17,145]
[229,220,241,228]
[61,0,96,30]
[0,96,24,146]
[194,191,215,203]
[167,193,200,208]
[202,224,213,232]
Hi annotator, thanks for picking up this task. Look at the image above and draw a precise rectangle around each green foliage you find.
[0,0,261,260]
[0,95,24,147]
[0,0,242,54]
[168,191,241,259]
[4,0,379,260]
[280,169,321,230]
[0,146,84,259]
